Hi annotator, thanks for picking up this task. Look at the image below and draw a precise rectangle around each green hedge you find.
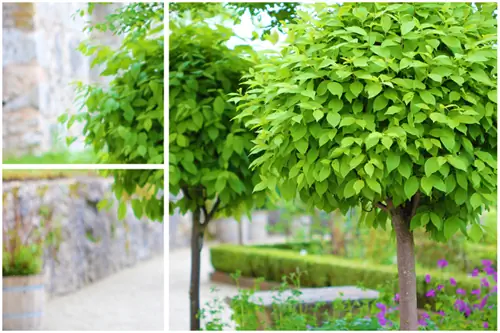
[210,244,482,308]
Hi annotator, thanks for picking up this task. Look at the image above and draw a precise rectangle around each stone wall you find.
[2,3,122,157]
[3,177,163,298]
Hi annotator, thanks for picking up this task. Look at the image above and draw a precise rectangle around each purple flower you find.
[454,299,466,312]
[376,303,387,313]
[471,268,479,277]
[376,312,388,326]
[456,288,466,295]
[483,322,489,329]
[481,278,490,288]
[482,259,493,267]
[418,319,428,327]
[437,259,448,268]
[479,295,489,310]
[394,293,400,303]
[437,310,445,316]
[425,274,431,283]
[437,284,444,291]
[471,289,481,297]
[450,277,457,286]
[485,266,495,275]
[421,312,430,319]
[426,289,436,297]
[494,273,497,283]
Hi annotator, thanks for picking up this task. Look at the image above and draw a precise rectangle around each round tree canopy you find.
[234,2,497,242]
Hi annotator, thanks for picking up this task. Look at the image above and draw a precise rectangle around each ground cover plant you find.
[233,2,497,329]
[201,259,497,330]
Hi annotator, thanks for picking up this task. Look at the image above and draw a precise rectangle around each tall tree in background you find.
[234,2,497,330]
[169,5,264,330]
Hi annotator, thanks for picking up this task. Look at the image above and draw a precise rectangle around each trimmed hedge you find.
[210,244,483,308]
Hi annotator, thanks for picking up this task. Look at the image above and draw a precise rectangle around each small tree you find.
[169,6,263,330]
[60,3,164,221]
[234,3,497,330]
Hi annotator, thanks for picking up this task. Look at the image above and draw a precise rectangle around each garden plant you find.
[169,5,267,330]
[233,2,497,330]
[59,2,164,222]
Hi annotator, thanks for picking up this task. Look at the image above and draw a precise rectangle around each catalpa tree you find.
[233,2,497,330]
[61,3,164,221]
[169,5,264,330]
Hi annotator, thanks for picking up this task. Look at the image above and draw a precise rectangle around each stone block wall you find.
[3,177,164,298]
[2,3,122,157]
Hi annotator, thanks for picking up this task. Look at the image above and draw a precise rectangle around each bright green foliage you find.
[61,3,164,222]
[61,2,164,164]
[234,3,497,241]
[99,169,164,222]
[169,7,264,217]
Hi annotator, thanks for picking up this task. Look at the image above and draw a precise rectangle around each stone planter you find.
[3,274,45,330]
[215,217,249,244]
[249,210,269,242]
[291,215,312,239]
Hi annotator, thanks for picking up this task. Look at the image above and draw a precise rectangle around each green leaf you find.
[366,178,381,194]
[326,112,341,128]
[138,145,147,156]
[470,193,483,210]
[364,163,374,177]
[313,110,324,121]
[386,153,400,173]
[419,91,435,105]
[353,180,365,194]
[381,16,392,33]
[424,157,440,177]
[373,95,388,111]
[487,90,497,103]
[429,212,442,230]
[366,82,382,99]
[295,139,308,154]
[469,223,483,242]
[349,81,363,97]
[444,217,461,240]
[213,96,225,114]
[447,156,467,171]
[118,202,127,220]
[404,176,419,199]
[346,26,367,36]
[401,20,415,35]
[327,82,343,98]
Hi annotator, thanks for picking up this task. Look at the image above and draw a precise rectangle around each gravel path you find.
[169,244,239,331]
[43,256,164,331]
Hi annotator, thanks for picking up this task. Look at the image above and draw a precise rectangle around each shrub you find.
[210,244,482,308]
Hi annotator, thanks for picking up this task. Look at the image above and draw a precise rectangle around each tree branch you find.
[181,187,192,200]
[375,202,389,212]
[206,197,221,223]
[410,192,421,219]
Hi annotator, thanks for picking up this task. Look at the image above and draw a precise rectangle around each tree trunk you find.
[392,211,418,330]
[189,208,204,331]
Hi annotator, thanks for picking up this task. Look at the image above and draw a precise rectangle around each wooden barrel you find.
[3,274,45,330]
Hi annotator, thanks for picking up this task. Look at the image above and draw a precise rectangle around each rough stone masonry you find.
[2,3,122,157]
[3,176,164,298]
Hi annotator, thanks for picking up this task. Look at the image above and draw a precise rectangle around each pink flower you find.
[481,278,490,288]
[437,310,445,316]
[437,259,448,268]
[483,322,489,329]
[456,288,466,295]
[426,289,435,297]
[450,277,457,286]
[479,295,489,310]
[425,274,431,283]
[471,289,481,297]
[393,293,400,303]
[437,284,444,291]
[482,259,492,267]
[485,266,495,275]
[471,268,479,277]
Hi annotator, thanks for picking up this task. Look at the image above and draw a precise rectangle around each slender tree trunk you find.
[189,208,204,331]
[392,210,418,330]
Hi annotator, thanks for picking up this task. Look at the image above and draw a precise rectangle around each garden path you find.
[169,237,286,331]
[43,255,164,330]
